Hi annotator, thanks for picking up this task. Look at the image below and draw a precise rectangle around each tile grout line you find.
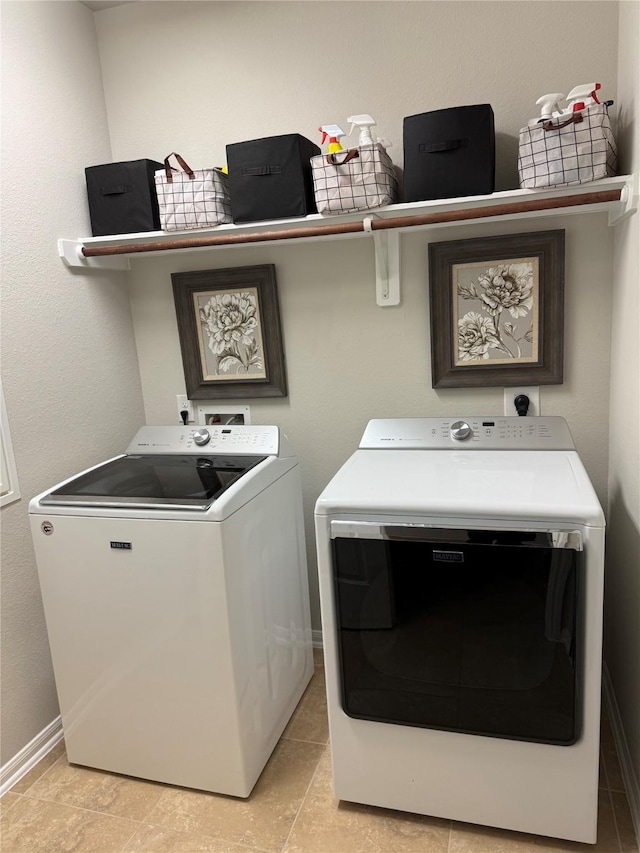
[608,787,624,853]
[119,820,276,853]
[281,735,330,747]
[135,779,169,826]
[445,817,453,853]
[19,790,149,827]
[601,744,611,791]
[115,817,144,853]
[279,743,327,853]
[8,749,67,797]
[15,749,168,830]
[118,812,277,853]
[15,748,168,828]
[0,791,23,818]
[600,715,638,851]
[602,733,631,794]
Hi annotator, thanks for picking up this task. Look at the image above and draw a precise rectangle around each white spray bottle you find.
[347,114,377,147]
[565,83,602,113]
[528,93,565,126]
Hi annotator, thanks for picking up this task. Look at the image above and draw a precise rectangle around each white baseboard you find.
[603,663,640,844]
[0,716,63,797]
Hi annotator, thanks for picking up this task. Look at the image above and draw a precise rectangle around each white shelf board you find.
[58,175,636,306]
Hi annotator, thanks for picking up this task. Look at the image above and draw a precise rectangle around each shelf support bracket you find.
[364,218,400,306]
[608,173,638,226]
[58,239,130,270]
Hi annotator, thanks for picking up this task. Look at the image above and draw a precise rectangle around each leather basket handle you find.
[163,152,196,183]
[542,113,584,132]
[327,149,360,166]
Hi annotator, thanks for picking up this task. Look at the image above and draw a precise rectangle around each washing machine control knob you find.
[193,429,211,446]
[450,421,472,441]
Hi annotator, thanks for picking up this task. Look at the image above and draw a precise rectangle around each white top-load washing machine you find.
[315,416,605,844]
[30,424,313,798]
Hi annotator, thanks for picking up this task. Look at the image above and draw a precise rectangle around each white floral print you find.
[457,260,536,361]
[199,291,263,374]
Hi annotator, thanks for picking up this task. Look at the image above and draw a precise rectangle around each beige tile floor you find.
[2,649,638,853]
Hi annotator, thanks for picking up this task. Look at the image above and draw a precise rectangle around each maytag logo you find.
[110,541,132,551]
[433,550,464,563]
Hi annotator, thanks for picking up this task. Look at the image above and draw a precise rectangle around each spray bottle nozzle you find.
[565,83,603,114]
[567,82,601,104]
[347,114,377,147]
[319,124,345,152]
[535,93,565,121]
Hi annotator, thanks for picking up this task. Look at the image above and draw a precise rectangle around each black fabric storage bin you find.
[403,105,495,202]
[226,134,320,223]
[85,159,163,236]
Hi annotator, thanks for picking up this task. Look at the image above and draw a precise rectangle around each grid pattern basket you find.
[154,153,232,231]
[518,103,617,189]
[311,144,399,215]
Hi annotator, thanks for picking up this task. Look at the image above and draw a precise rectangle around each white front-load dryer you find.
[314,417,605,844]
[30,424,313,797]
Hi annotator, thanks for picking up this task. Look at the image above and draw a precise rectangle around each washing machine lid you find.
[316,418,605,527]
[38,425,289,512]
[39,452,267,511]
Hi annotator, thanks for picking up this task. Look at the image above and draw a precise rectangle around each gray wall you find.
[0,1,145,765]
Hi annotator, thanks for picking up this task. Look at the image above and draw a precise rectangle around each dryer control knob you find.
[450,421,472,441]
[193,429,211,446]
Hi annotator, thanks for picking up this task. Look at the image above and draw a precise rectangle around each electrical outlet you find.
[503,386,540,417]
[176,394,194,424]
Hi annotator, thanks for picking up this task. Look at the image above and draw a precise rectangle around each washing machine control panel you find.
[360,417,575,450]
[126,425,281,456]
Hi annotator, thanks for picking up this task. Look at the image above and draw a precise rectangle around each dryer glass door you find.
[331,526,583,745]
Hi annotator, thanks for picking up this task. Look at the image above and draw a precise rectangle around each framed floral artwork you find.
[428,231,564,388]
[171,265,287,399]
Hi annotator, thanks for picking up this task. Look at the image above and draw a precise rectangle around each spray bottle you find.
[318,124,345,153]
[565,83,601,113]
[528,93,565,126]
[347,114,378,147]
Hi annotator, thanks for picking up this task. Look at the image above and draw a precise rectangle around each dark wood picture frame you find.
[171,264,287,399]
[428,230,564,388]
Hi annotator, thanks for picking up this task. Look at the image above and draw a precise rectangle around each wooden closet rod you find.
[82,188,622,258]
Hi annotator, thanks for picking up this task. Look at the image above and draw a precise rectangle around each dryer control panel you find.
[360,417,575,450]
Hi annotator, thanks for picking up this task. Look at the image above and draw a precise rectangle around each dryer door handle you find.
[329,521,582,550]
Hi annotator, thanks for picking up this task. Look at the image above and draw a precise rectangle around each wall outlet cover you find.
[504,386,540,416]
[176,394,194,424]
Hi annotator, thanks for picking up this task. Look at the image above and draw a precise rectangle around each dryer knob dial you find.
[450,421,472,441]
[193,429,211,446]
